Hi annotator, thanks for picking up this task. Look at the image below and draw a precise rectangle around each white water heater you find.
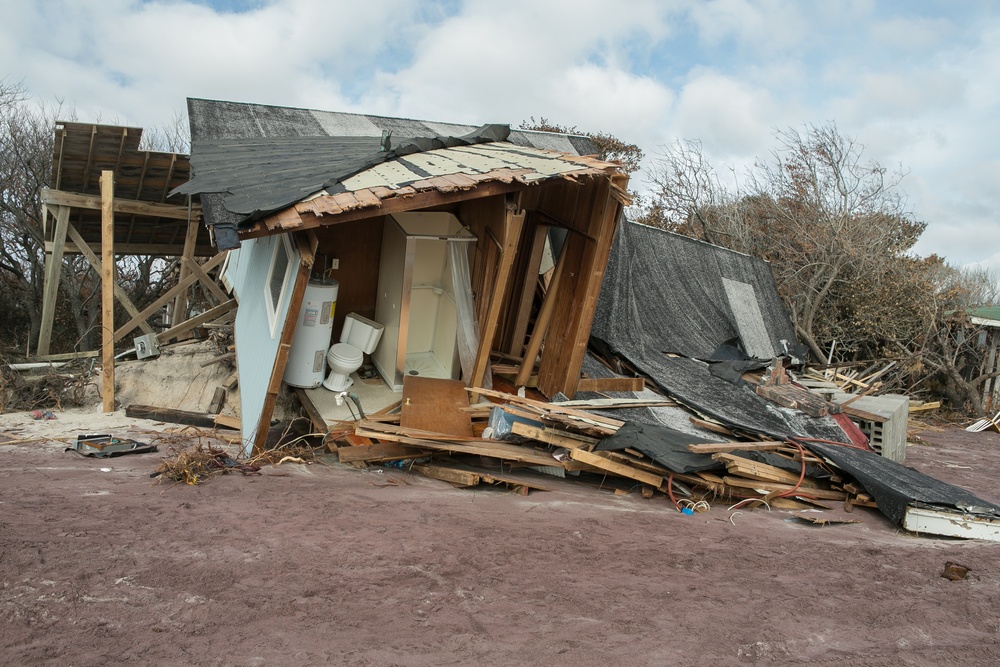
[283,279,339,388]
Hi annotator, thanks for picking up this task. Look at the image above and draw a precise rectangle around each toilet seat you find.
[328,342,363,367]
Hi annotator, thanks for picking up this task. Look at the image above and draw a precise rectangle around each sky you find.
[2,0,998,275]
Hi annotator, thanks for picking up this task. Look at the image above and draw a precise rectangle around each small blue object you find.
[681,507,695,515]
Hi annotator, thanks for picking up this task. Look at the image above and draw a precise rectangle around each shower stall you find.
[371,212,478,391]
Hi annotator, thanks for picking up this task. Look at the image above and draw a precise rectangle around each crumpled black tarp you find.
[806,442,1000,525]
[595,421,725,474]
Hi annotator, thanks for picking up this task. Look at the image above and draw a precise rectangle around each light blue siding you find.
[231,235,301,456]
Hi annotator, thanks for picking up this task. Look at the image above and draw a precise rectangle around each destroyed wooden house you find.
[174,98,630,455]
[29,103,998,543]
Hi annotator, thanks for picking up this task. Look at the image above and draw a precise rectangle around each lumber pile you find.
[331,385,876,514]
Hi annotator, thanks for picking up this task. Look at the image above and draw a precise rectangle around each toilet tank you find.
[341,313,385,354]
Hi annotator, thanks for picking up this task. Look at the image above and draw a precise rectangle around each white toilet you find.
[322,313,384,392]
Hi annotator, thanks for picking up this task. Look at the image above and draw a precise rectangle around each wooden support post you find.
[470,208,526,398]
[505,221,550,356]
[36,205,71,356]
[514,244,568,387]
[100,171,115,413]
[171,215,201,325]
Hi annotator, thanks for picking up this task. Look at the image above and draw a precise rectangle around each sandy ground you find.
[2,407,1000,666]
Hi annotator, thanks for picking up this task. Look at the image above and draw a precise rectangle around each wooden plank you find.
[908,401,941,413]
[510,422,600,449]
[207,387,226,414]
[400,376,472,437]
[181,255,230,304]
[293,387,328,434]
[36,205,71,356]
[64,220,154,335]
[470,208,526,398]
[337,442,429,463]
[515,239,567,387]
[687,441,786,454]
[568,448,663,487]
[689,418,734,436]
[722,476,847,500]
[412,464,481,487]
[575,377,645,393]
[155,299,236,344]
[171,216,202,324]
[841,404,888,424]
[214,414,241,430]
[40,187,199,220]
[127,404,227,429]
[465,387,625,431]
[352,428,559,467]
[714,453,818,487]
[101,171,115,413]
[506,221,549,356]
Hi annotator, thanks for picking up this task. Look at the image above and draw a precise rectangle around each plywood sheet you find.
[400,376,472,437]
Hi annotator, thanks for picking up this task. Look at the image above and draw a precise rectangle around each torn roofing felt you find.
[173,125,512,221]
[806,442,1000,526]
[590,219,851,443]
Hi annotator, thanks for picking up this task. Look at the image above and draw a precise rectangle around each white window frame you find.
[264,235,295,339]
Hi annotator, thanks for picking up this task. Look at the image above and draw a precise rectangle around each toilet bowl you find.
[323,313,384,392]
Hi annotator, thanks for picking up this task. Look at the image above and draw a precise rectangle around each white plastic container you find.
[283,279,339,388]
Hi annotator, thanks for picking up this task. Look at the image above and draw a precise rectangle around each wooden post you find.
[171,214,200,326]
[470,208,526,399]
[514,245,568,388]
[100,171,115,412]
[36,205,71,356]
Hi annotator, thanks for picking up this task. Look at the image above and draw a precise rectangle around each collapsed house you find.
[25,101,998,542]
[174,98,630,454]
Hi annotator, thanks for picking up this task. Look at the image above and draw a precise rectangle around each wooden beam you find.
[112,250,227,342]
[252,233,314,456]
[568,448,663,488]
[40,188,200,220]
[181,256,230,305]
[292,387,328,435]
[337,442,429,463]
[686,441,786,454]
[64,218,154,336]
[155,299,236,345]
[172,215,202,324]
[575,377,645,393]
[470,208,526,397]
[101,171,115,413]
[36,205,71,356]
[505,221,549,356]
[514,237,568,387]
[126,404,238,429]
[243,180,525,240]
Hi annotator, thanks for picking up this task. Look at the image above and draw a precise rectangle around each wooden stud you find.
[514,239,568,387]
[171,215,202,325]
[39,188,198,220]
[505,221,550,356]
[575,377,645,393]
[101,171,115,413]
[470,208,526,398]
[568,448,664,488]
[155,299,236,345]
[36,205,72,356]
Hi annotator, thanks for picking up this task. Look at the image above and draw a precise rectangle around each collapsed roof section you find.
[175,98,620,249]
[591,219,851,443]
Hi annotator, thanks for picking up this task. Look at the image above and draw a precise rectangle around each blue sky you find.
[2,0,998,276]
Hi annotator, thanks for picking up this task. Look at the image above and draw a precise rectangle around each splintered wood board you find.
[401,376,472,437]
